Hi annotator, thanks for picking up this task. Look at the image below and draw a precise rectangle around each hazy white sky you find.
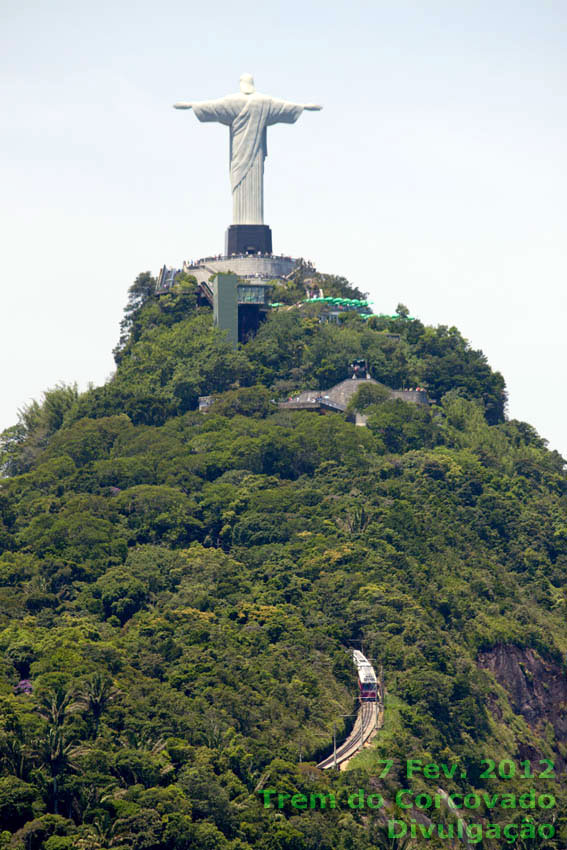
[2,0,566,456]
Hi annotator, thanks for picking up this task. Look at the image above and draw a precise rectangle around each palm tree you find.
[91,812,132,848]
[0,725,35,780]
[76,674,119,737]
[37,726,87,814]
[35,685,85,814]
[37,685,80,728]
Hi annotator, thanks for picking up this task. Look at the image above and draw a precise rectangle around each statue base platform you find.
[225,224,272,256]
[184,254,298,286]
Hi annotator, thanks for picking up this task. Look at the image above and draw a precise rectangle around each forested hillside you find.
[0,272,565,849]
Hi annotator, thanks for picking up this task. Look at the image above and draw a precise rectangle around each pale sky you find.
[2,0,566,457]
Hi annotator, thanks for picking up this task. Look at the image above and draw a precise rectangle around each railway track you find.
[317,700,378,770]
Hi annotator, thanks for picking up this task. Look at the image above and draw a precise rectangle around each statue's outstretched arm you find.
[303,104,322,110]
[173,98,237,124]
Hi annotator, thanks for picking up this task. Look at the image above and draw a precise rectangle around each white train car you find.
[353,650,378,701]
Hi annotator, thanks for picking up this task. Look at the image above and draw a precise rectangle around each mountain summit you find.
[0,269,565,848]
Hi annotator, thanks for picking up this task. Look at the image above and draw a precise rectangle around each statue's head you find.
[240,73,255,95]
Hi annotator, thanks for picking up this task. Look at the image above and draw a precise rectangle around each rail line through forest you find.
[316,651,383,770]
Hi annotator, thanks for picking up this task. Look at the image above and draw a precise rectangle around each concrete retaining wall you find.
[390,389,429,404]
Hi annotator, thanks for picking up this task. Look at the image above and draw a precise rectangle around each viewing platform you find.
[183,253,298,284]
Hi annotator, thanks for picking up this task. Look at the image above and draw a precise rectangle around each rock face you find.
[478,644,567,760]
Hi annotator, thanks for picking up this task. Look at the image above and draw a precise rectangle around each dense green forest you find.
[0,271,565,849]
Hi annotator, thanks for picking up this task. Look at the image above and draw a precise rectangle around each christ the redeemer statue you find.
[174,74,322,227]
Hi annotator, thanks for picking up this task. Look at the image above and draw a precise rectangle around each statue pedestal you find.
[225,224,273,256]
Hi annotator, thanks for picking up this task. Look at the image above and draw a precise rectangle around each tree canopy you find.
[0,270,564,849]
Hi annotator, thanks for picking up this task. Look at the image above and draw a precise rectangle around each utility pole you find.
[378,663,384,728]
[333,722,337,769]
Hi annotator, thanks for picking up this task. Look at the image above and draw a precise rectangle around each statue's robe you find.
[192,92,304,225]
